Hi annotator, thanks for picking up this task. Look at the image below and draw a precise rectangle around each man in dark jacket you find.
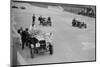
[21,30,27,50]
[32,14,36,26]
[38,16,42,25]
[25,28,30,47]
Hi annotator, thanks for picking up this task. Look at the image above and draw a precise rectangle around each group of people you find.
[17,27,30,50]
[17,27,52,50]
[17,27,43,50]
[16,14,53,50]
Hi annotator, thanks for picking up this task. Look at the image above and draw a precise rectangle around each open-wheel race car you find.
[78,7,95,17]
[72,18,87,29]
[27,31,53,58]
[39,17,52,26]
[30,39,53,58]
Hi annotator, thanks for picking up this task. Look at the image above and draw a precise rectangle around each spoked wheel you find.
[48,44,53,55]
[72,21,77,27]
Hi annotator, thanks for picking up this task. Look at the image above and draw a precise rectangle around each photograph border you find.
[10,0,96,67]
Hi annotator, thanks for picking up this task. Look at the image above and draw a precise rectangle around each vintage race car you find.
[39,17,52,26]
[30,41,53,58]
[72,18,87,29]
[28,32,53,58]
[78,7,95,17]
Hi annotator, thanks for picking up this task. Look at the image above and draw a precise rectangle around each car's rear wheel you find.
[30,48,34,58]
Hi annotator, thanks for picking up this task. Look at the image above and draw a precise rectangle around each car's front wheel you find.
[30,48,34,58]
[48,44,53,55]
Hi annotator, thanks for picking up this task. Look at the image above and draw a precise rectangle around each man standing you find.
[25,28,30,47]
[38,16,42,25]
[21,29,26,50]
[47,16,52,26]
[17,27,23,46]
[32,14,36,27]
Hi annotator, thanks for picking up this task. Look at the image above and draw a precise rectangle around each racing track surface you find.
[11,2,96,65]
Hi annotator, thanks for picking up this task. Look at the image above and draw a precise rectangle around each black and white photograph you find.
[11,0,96,66]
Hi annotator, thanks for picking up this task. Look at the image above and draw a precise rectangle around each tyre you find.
[72,21,76,27]
[49,44,53,55]
[30,48,34,58]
